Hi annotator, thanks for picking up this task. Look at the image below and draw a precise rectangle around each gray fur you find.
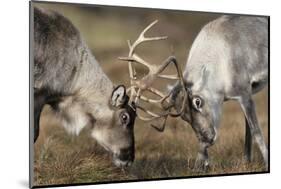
[179,15,268,169]
[33,7,136,167]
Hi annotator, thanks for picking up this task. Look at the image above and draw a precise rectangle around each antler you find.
[119,20,187,131]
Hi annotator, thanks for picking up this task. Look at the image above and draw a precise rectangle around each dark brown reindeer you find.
[120,16,268,170]
[33,7,137,167]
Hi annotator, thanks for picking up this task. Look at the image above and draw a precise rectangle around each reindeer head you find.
[91,85,136,167]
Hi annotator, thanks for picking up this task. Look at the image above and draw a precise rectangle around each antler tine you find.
[150,115,168,132]
[129,20,168,60]
[136,105,162,121]
[157,74,179,80]
[136,104,171,122]
[139,20,158,39]
[134,20,168,50]
[119,54,157,71]
[119,20,167,70]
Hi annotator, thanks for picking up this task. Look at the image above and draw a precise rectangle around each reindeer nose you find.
[119,148,134,162]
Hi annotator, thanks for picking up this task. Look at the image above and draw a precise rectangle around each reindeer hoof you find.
[193,159,210,173]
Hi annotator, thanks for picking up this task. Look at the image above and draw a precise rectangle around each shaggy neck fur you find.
[59,42,115,135]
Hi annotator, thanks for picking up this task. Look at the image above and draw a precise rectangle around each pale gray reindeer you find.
[32,7,137,167]
[180,15,268,169]
[120,16,268,170]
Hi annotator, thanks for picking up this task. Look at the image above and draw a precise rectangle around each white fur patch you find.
[61,113,89,136]
[57,97,90,136]
[91,129,110,151]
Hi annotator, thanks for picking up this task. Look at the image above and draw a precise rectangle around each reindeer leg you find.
[239,96,268,169]
[34,90,46,142]
[192,124,216,172]
[244,116,252,162]
[194,141,212,172]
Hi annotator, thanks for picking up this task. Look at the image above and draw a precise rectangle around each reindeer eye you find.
[195,99,201,106]
[192,97,203,110]
[120,112,130,125]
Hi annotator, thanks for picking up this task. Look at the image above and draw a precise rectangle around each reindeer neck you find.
[71,42,114,101]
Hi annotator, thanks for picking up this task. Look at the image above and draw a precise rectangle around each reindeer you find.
[119,16,268,170]
[32,7,137,167]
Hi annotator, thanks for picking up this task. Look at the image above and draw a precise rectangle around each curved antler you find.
[119,20,187,131]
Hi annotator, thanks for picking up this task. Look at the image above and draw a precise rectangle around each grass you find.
[34,89,268,186]
[33,2,268,187]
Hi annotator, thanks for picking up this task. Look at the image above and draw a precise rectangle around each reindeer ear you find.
[111,85,128,107]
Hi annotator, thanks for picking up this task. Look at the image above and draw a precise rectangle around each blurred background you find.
[33,2,268,186]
